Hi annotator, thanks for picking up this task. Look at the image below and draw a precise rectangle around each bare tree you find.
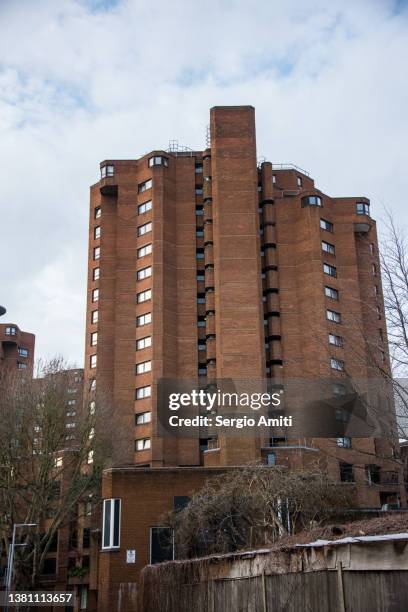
[0,357,115,589]
[164,464,353,559]
[379,209,408,437]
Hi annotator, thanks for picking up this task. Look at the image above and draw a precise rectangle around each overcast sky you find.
[1,0,407,366]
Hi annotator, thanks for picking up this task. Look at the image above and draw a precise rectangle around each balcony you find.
[354,222,371,234]
[99,176,118,196]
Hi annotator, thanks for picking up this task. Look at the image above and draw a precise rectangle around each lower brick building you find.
[0,322,35,374]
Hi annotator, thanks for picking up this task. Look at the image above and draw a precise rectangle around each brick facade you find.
[0,322,35,374]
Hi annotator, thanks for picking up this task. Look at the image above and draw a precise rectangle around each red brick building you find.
[0,322,35,374]
[83,106,405,611]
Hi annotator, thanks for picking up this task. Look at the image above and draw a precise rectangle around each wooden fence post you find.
[262,571,268,612]
[336,562,346,612]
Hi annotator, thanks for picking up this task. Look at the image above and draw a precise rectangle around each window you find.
[94,206,101,219]
[137,336,151,350]
[42,558,57,575]
[91,332,98,346]
[374,285,379,296]
[327,309,341,323]
[333,383,347,397]
[137,289,151,303]
[90,355,97,369]
[66,422,76,429]
[198,366,207,375]
[135,438,151,450]
[5,326,16,335]
[136,412,151,425]
[297,176,302,187]
[55,457,63,467]
[197,273,205,281]
[136,360,151,374]
[370,243,375,255]
[337,437,351,448]
[138,200,152,215]
[93,267,100,281]
[366,464,380,485]
[196,230,204,237]
[100,165,114,178]
[197,318,206,327]
[90,378,96,392]
[320,218,333,232]
[331,358,344,371]
[356,201,370,216]
[195,206,204,216]
[137,244,152,258]
[323,263,337,277]
[339,461,354,482]
[195,164,203,174]
[377,305,382,320]
[89,401,96,415]
[174,496,191,511]
[18,347,28,357]
[93,246,100,260]
[325,286,339,300]
[272,174,277,184]
[138,221,152,236]
[148,156,168,167]
[195,187,203,195]
[91,310,98,324]
[138,179,153,193]
[379,328,384,341]
[301,195,322,207]
[137,266,152,280]
[322,241,335,255]
[329,334,343,347]
[18,362,27,370]
[136,312,152,327]
[381,350,386,363]
[150,527,174,564]
[372,263,377,276]
[94,226,101,240]
[136,385,151,400]
[102,498,121,549]
[92,288,99,302]
[67,399,76,406]
[137,312,151,327]
[198,343,206,352]
[82,528,91,549]
[197,294,205,304]
[196,249,204,260]
[267,452,276,466]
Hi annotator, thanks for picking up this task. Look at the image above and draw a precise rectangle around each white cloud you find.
[0,0,407,363]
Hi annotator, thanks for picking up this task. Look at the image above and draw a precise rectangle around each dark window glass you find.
[339,461,354,482]
[42,558,57,575]
[103,502,111,548]
[82,528,90,549]
[150,527,173,564]
[173,496,190,511]
[113,499,120,547]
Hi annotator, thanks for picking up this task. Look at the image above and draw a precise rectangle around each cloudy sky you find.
[1,0,407,366]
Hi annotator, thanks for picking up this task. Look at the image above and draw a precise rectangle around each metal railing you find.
[272,163,310,176]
